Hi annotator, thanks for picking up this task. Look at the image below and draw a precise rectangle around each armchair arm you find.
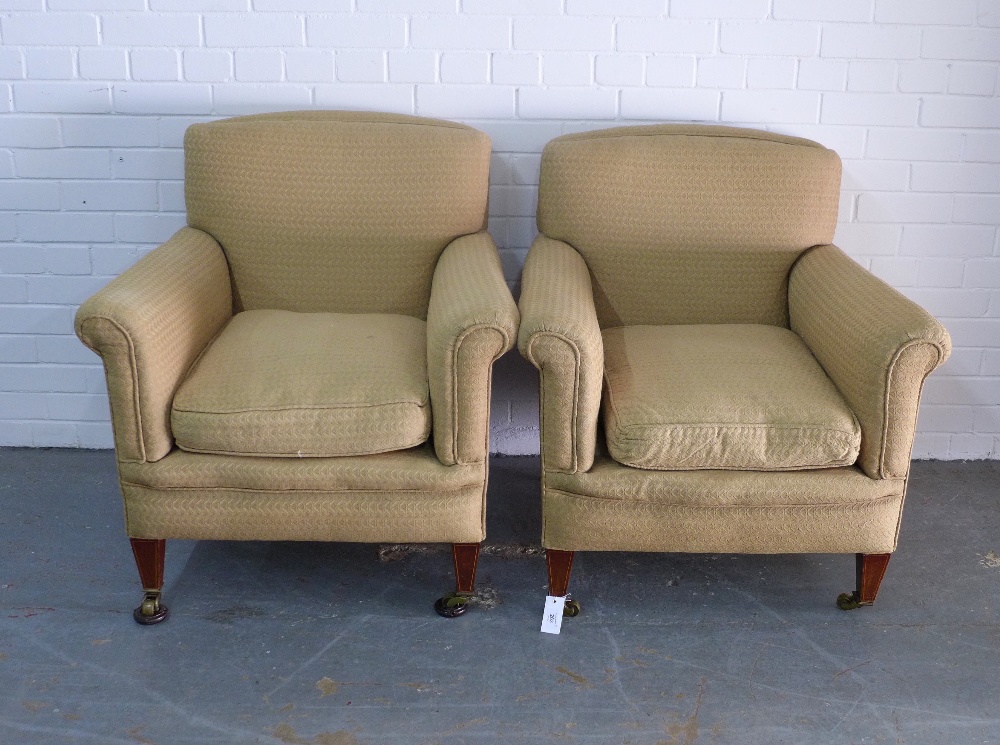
[517,236,604,474]
[789,244,950,480]
[427,231,519,466]
[75,227,232,463]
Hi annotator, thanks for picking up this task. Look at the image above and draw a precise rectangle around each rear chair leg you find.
[434,543,480,618]
[837,553,891,610]
[130,538,169,625]
[546,549,580,618]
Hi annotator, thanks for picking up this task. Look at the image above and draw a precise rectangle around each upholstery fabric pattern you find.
[537,125,841,327]
[185,111,490,318]
[426,232,519,466]
[543,458,904,554]
[76,111,510,552]
[119,443,481,492]
[119,446,485,542]
[171,310,431,458]
[790,245,951,479]
[75,227,232,463]
[517,236,604,474]
[522,122,950,561]
[601,324,861,471]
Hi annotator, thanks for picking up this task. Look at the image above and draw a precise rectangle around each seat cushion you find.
[172,310,431,457]
[601,324,861,471]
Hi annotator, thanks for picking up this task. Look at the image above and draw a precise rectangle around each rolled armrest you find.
[517,236,603,474]
[790,244,950,479]
[75,227,233,463]
[427,231,519,466]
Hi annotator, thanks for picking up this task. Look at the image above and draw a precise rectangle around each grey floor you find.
[1,450,998,745]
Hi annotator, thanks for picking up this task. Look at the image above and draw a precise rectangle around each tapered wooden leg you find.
[129,538,169,625]
[434,543,480,618]
[856,552,891,605]
[546,550,580,617]
[546,549,574,597]
[837,552,891,610]
[452,543,480,594]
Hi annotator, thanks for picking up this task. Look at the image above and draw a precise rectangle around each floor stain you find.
[400,682,433,693]
[279,703,295,712]
[91,638,111,646]
[274,723,359,745]
[126,725,156,744]
[440,717,488,735]
[316,677,338,696]
[555,666,594,689]
[20,700,49,713]
[481,543,544,558]
[203,605,267,623]
[833,660,872,678]
[314,733,359,745]
[377,544,446,562]
[660,677,706,745]
[7,607,55,619]
[274,723,307,744]
[615,655,649,668]
[464,585,501,610]
[376,542,544,562]
[980,551,1000,568]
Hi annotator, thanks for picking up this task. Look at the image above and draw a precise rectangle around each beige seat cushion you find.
[172,310,430,457]
[602,324,861,471]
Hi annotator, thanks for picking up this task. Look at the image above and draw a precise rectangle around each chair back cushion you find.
[185,111,490,318]
[538,125,841,328]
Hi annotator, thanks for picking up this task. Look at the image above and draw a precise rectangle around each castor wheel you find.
[133,591,169,625]
[434,593,471,618]
[836,591,863,611]
[563,599,581,617]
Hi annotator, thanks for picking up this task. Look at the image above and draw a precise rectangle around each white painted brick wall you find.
[0,1,998,459]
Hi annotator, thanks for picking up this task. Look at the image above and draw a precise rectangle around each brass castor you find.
[434,593,471,618]
[563,599,581,617]
[836,591,865,611]
[133,590,169,625]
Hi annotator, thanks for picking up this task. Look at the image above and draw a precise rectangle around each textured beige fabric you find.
[118,446,486,542]
[172,310,430,457]
[426,232,519,466]
[185,111,490,318]
[602,324,861,470]
[790,245,951,479]
[75,227,232,463]
[522,123,949,561]
[76,112,506,550]
[517,236,604,473]
[537,125,841,327]
[543,454,905,553]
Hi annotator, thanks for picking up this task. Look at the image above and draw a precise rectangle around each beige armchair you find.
[518,125,950,616]
[76,111,518,623]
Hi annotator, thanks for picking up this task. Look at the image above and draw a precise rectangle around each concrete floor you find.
[0,450,998,745]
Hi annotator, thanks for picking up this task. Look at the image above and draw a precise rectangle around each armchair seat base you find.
[544,457,904,554]
[118,446,486,544]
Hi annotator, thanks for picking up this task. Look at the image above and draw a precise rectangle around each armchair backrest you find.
[185,111,490,318]
[537,125,841,328]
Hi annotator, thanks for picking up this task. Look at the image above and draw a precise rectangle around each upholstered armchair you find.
[518,125,950,617]
[76,111,518,623]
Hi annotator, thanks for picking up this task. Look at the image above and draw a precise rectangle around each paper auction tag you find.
[540,595,566,635]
